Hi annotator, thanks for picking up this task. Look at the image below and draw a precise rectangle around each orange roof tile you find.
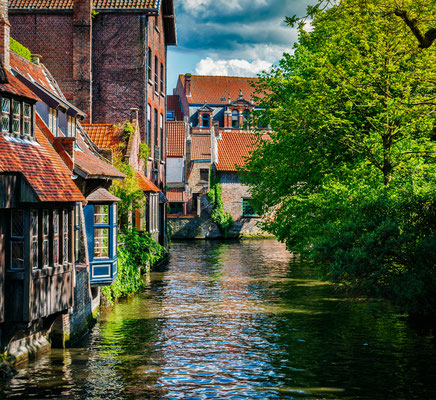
[166,188,186,202]
[0,123,84,202]
[0,68,40,101]
[180,75,261,105]
[166,121,185,157]
[136,171,160,192]
[166,95,183,121]
[215,131,258,172]
[82,124,122,150]
[74,149,125,179]
[10,0,159,9]
[191,135,210,160]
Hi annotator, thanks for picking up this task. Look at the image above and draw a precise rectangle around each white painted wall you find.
[167,157,185,183]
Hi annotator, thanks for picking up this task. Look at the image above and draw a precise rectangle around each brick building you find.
[8,0,177,244]
[167,75,271,238]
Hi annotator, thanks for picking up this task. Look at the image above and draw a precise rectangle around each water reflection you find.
[1,239,435,399]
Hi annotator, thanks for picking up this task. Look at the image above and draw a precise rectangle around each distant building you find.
[166,75,271,238]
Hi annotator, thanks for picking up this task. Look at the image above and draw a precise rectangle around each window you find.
[94,204,109,224]
[2,98,9,133]
[53,210,59,265]
[74,204,80,264]
[49,108,57,135]
[155,56,159,92]
[160,113,164,155]
[10,210,24,270]
[243,110,250,129]
[31,210,38,269]
[154,108,158,147]
[147,104,152,148]
[68,116,76,137]
[23,103,31,136]
[232,110,239,128]
[200,168,209,182]
[160,62,164,92]
[166,110,175,121]
[94,228,109,258]
[147,47,152,82]
[42,210,49,267]
[63,210,69,264]
[113,204,118,255]
[12,100,20,135]
[169,202,183,215]
[202,114,210,128]
[242,198,259,217]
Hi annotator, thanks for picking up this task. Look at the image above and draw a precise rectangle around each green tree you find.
[243,0,436,315]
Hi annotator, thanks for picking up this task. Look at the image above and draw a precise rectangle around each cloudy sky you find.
[166,0,315,92]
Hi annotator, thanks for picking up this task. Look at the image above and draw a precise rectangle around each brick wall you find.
[10,13,75,100]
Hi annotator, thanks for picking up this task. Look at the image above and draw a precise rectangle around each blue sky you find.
[166,0,315,92]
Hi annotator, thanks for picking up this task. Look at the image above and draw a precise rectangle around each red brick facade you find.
[9,0,176,189]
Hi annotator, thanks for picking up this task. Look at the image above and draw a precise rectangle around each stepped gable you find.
[179,75,260,105]
[166,121,185,157]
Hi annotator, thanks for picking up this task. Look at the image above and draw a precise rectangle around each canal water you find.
[1,240,435,399]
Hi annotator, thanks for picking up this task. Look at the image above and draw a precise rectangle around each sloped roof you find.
[86,187,120,202]
[82,124,122,149]
[166,95,183,121]
[180,75,260,105]
[215,131,257,172]
[166,121,185,157]
[0,68,39,101]
[136,171,160,192]
[74,149,125,179]
[0,123,84,202]
[9,0,159,9]
[191,135,210,160]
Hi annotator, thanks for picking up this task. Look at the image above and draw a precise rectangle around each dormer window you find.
[12,100,20,135]
[232,110,239,128]
[202,114,210,128]
[48,107,57,136]
[23,103,31,135]
[1,97,35,138]
[2,98,10,133]
[67,115,76,137]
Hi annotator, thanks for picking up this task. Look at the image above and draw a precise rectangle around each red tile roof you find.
[10,52,55,93]
[82,124,122,149]
[215,131,258,172]
[191,135,211,160]
[180,75,261,105]
[0,123,84,202]
[166,188,186,202]
[136,171,160,192]
[0,68,39,101]
[166,121,185,157]
[74,149,125,179]
[166,95,183,121]
[9,0,159,9]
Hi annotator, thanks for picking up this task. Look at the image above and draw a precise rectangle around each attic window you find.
[1,97,34,139]
[166,110,175,121]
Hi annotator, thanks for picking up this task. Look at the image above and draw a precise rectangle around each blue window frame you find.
[84,202,118,286]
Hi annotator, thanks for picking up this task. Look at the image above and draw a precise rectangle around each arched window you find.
[232,110,239,128]
[202,114,210,128]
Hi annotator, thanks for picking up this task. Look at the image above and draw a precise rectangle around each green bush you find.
[101,228,166,305]
[10,38,32,61]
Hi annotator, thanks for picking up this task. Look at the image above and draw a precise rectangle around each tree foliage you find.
[243,0,436,315]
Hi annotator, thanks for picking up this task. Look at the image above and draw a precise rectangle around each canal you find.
[1,240,436,399]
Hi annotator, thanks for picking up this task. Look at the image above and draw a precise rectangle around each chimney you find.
[184,73,191,97]
[31,54,42,65]
[130,107,139,123]
[0,0,10,72]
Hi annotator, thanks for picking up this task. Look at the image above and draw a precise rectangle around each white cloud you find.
[194,57,272,76]
[182,0,268,16]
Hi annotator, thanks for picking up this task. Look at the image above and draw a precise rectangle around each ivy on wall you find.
[207,169,234,236]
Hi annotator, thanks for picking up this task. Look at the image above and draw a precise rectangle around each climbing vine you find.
[10,38,32,61]
[207,169,234,236]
